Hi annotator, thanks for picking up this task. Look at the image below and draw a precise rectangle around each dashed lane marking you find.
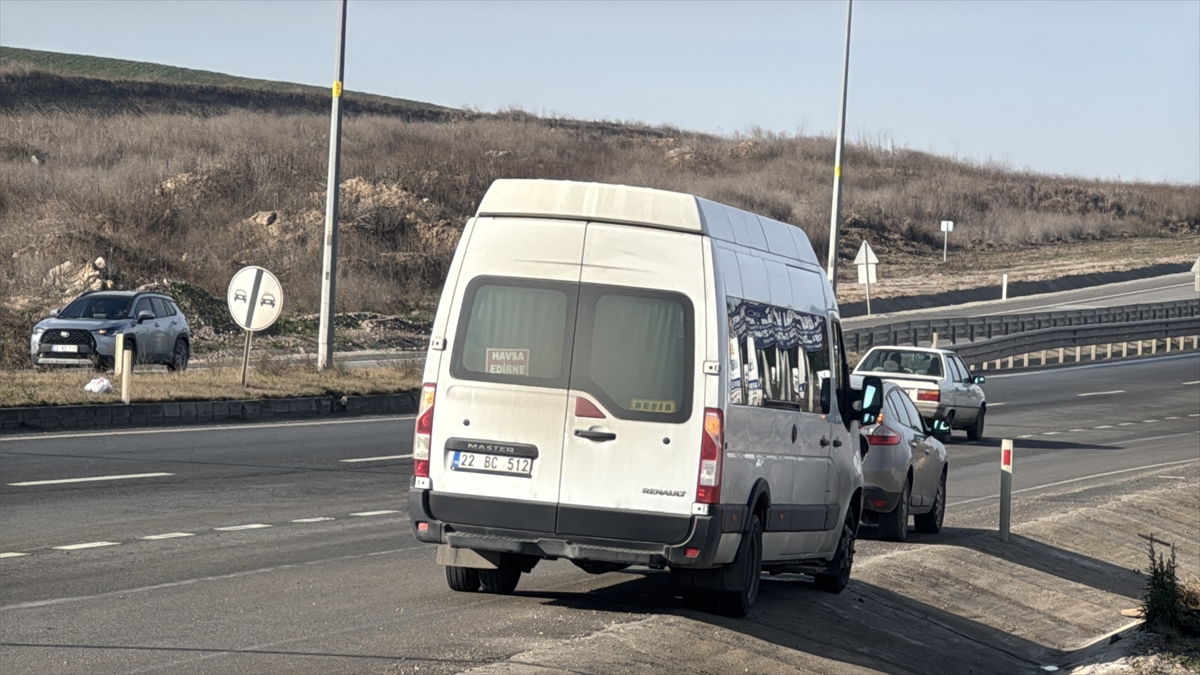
[1018,434,1034,438]
[1095,425,1113,429]
[350,510,400,517]
[1119,422,1136,426]
[1144,420,1158,423]
[1,415,415,442]
[8,472,174,487]
[1191,414,1200,418]
[1165,416,1181,420]
[950,456,1200,508]
[214,524,271,531]
[1069,429,1087,433]
[1043,431,1062,435]
[291,517,335,523]
[0,552,29,558]
[1078,390,1125,397]
[340,454,412,463]
[140,533,195,540]
[1183,380,1200,386]
[54,541,120,551]
[989,402,1006,406]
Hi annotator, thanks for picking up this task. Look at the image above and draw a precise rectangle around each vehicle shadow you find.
[957,437,1122,451]
[528,570,1057,675]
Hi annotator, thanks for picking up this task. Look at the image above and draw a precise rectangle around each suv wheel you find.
[878,479,909,542]
[814,513,857,594]
[477,555,522,595]
[445,566,481,593]
[167,339,189,372]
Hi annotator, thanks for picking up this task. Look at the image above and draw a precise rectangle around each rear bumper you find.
[862,486,902,514]
[409,487,733,568]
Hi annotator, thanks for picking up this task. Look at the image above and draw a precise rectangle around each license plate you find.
[451,451,533,477]
[51,345,79,353]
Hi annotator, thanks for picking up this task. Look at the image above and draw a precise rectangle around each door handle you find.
[791,425,798,443]
[832,439,843,448]
[574,429,616,442]
[820,437,830,447]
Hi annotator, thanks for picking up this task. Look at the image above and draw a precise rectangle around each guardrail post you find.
[1057,347,1065,364]
[1137,340,1143,356]
[1123,342,1128,358]
[1000,439,1013,543]
[931,331,938,348]
[1090,344,1096,361]
[1166,337,1171,353]
[1074,346,1081,362]
[1151,339,1157,355]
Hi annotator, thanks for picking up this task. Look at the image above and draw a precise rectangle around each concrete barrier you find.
[0,392,418,435]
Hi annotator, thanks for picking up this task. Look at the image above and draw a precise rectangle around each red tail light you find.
[864,427,902,446]
[696,408,723,504]
[413,383,436,478]
[917,390,940,402]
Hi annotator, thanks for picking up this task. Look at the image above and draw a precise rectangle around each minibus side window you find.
[727,297,827,413]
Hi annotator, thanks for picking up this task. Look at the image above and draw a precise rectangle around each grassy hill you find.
[1,47,1197,368]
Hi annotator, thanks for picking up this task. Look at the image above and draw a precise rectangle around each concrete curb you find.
[0,392,418,435]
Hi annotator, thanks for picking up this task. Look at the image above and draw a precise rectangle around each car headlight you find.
[95,328,111,335]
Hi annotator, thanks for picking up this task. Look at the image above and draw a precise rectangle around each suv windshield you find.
[858,350,943,377]
[58,295,134,320]
[451,276,694,423]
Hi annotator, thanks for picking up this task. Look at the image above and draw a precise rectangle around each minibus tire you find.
[715,515,763,617]
[814,514,857,594]
[478,556,522,594]
[445,566,480,592]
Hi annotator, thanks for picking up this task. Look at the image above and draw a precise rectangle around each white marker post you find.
[227,266,285,387]
[1192,255,1199,293]
[854,240,878,315]
[1002,273,1009,301]
[999,438,1013,542]
[940,220,954,263]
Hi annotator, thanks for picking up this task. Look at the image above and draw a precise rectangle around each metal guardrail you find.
[844,299,1200,353]
[954,316,1200,369]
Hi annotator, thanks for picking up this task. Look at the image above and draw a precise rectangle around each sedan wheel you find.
[878,479,910,542]
[967,407,986,441]
[915,471,946,534]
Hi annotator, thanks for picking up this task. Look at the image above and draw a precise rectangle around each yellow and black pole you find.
[317,0,348,371]
[826,0,853,293]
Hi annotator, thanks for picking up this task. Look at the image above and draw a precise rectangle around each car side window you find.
[134,297,154,318]
[897,393,927,434]
[150,298,168,318]
[164,300,178,317]
[954,356,973,383]
[886,391,912,429]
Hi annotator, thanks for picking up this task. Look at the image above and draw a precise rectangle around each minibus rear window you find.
[574,291,693,423]
[453,280,575,385]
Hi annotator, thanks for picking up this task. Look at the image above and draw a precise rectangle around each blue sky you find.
[2,0,1198,184]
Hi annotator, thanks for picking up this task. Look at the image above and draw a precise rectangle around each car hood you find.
[34,318,131,333]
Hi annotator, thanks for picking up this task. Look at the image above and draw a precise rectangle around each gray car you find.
[853,346,987,441]
[860,382,948,542]
[30,291,192,371]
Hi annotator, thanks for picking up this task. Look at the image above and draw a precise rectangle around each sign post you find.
[940,220,954,262]
[227,266,284,387]
[853,240,879,315]
[1192,255,1199,293]
[999,438,1013,542]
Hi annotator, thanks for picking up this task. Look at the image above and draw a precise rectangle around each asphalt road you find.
[1,354,1198,674]
[844,271,1198,329]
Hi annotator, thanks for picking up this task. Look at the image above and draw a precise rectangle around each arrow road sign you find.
[227,266,284,332]
[854,240,879,265]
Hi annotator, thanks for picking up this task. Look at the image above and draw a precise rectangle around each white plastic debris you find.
[84,377,113,394]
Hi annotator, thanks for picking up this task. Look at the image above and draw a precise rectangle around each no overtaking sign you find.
[227,266,283,332]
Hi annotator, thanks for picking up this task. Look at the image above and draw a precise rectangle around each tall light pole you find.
[318,0,348,371]
[826,0,853,293]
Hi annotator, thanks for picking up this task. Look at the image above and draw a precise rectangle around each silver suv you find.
[30,291,192,371]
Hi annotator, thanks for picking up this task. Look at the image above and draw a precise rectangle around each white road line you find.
[1143,420,1158,423]
[1190,414,1200,418]
[1018,434,1034,438]
[8,472,174,487]
[340,454,412,463]
[989,402,1006,407]
[983,353,1199,379]
[1094,425,1113,429]
[140,532,195,540]
[1069,429,1087,433]
[1119,422,1135,426]
[1078,390,1125,397]
[54,541,120,551]
[350,510,399,517]
[0,552,29,558]
[950,457,1200,508]
[291,517,335,523]
[1002,281,1194,313]
[1043,431,1062,436]
[1165,416,1181,420]
[1,415,415,442]
[214,524,271,531]
[1183,380,1200,386]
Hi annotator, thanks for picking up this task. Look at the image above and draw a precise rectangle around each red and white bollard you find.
[1000,439,1013,542]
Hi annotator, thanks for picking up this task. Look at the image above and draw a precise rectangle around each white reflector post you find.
[999,438,1013,542]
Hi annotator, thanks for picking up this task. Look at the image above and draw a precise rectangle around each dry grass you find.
[0,359,421,408]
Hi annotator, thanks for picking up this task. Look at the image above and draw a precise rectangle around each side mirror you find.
[973,375,986,385]
[851,375,884,423]
[931,419,951,435]
[49,308,59,317]
[137,310,154,323]
[819,377,832,415]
